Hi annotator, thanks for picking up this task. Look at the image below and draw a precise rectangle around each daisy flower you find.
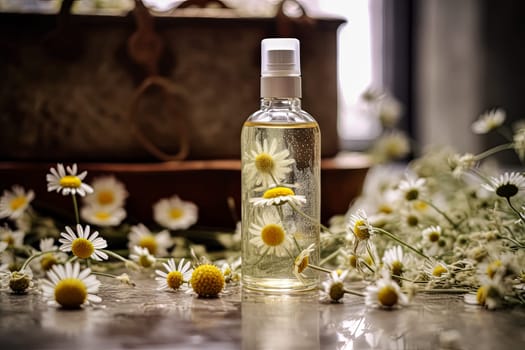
[321,269,349,303]
[83,176,128,209]
[482,172,525,198]
[448,153,477,178]
[243,138,295,188]
[7,268,33,294]
[155,258,192,291]
[248,211,293,257]
[153,195,198,230]
[398,174,427,202]
[0,226,25,248]
[424,259,450,279]
[129,246,156,268]
[35,238,67,272]
[371,131,410,163]
[250,186,306,207]
[382,245,406,277]
[80,205,126,227]
[0,185,34,220]
[464,281,504,310]
[58,224,108,261]
[471,108,506,134]
[293,243,316,283]
[127,223,172,257]
[347,209,373,241]
[46,163,93,197]
[41,261,101,309]
[422,225,442,244]
[365,270,408,308]
[190,263,225,297]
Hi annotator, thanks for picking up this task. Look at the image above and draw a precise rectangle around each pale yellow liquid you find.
[241,121,321,292]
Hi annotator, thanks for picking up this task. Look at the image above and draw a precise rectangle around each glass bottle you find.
[241,38,321,292]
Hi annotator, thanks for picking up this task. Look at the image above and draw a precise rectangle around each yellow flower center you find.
[170,208,184,219]
[190,264,224,297]
[138,235,158,255]
[486,260,502,279]
[406,215,418,227]
[97,190,115,205]
[3,235,15,246]
[9,272,31,293]
[391,261,403,276]
[413,200,428,212]
[296,255,309,274]
[476,285,487,305]
[405,189,419,201]
[71,238,94,259]
[329,281,345,301]
[261,224,286,246]
[166,270,184,290]
[349,255,358,268]
[94,211,111,221]
[10,196,27,211]
[263,187,295,199]
[54,278,88,309]
[255,153,274,173]
[428,231,440,242]
[59,175,82,188]
[432,264,447,277]
[138,254,154,268]
[377,285,398,307]
[40,254,58,271]
[378,204,393,214]
[353,219,370,240]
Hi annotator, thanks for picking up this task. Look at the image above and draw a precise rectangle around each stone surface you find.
[1,276,525,349]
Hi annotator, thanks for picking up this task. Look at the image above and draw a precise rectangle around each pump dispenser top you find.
[260,38,302,98]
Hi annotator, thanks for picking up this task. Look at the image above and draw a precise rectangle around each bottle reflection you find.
[242,291,320,350]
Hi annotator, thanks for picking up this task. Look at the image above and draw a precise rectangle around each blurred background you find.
[1,0,524,163]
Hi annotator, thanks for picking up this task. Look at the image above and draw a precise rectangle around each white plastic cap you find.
[261,38,301,77]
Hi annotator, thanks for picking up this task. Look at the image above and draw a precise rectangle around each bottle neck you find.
[260,97,302,110]
[260,76,301,99]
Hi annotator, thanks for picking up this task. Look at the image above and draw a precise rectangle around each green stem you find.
[343,288,365,297]
[72,194,80,226]
[20,250,55,271]
[359,259,375,274]
[365,242,376,267]
[374,227,430,259]
[319,247,342,266]
[419,288,472,294]
[307,263,333,274]
[288,202,332,233]
[506,197,525,223]
[474,143,514,161]
[102,249,132,264]
[421,199,459,229]
[66,255,78,264]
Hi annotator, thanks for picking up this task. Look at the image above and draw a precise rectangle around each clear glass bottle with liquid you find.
[241,38,321,292]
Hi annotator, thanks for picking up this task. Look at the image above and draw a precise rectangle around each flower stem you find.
[288,202,332,233]
[343,288,365,297]
[421,199,459,229]
[506,197,525,222]
[419,288,472,294]
[374,227,429,259]
[474,143,514,161]
[20,250,55,271]
[320,247,342,266]
[102,249,132,264]
[72,194,80,226]
[307,263,333,274]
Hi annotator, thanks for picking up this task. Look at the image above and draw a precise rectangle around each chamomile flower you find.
[371,131,410,163]
[243,138,295,188]
[293,243,316,283]
[190,264,224,297]
[482,172,525,198]
[471,108,506,134]
[464,280,505,310]
[129,246,156,268]
[83,176,128,209]
[7,268,33,293]
[513,127,525,161]
[448,153,477,178]
[80,205,126,227]
[155,258,192,291]
[348,209,373,241]
[424,259,450,279]
[59,224,108,261]
[321,269,349,303]
[153,195,198,230]
[41,261,101,309]
[248,211,293,257]
[365,270,408,308]
[0,185,34,220]
[382,245,406,277]
[0,226,25,248]
[250,186,306,207]
[398,174,427,202]
[127,223,172,257]
[35,238,66,272]
[46,163,93,197]
[422,225,442,244]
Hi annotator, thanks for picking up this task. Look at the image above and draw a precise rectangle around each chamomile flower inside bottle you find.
[241,38,321,292]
